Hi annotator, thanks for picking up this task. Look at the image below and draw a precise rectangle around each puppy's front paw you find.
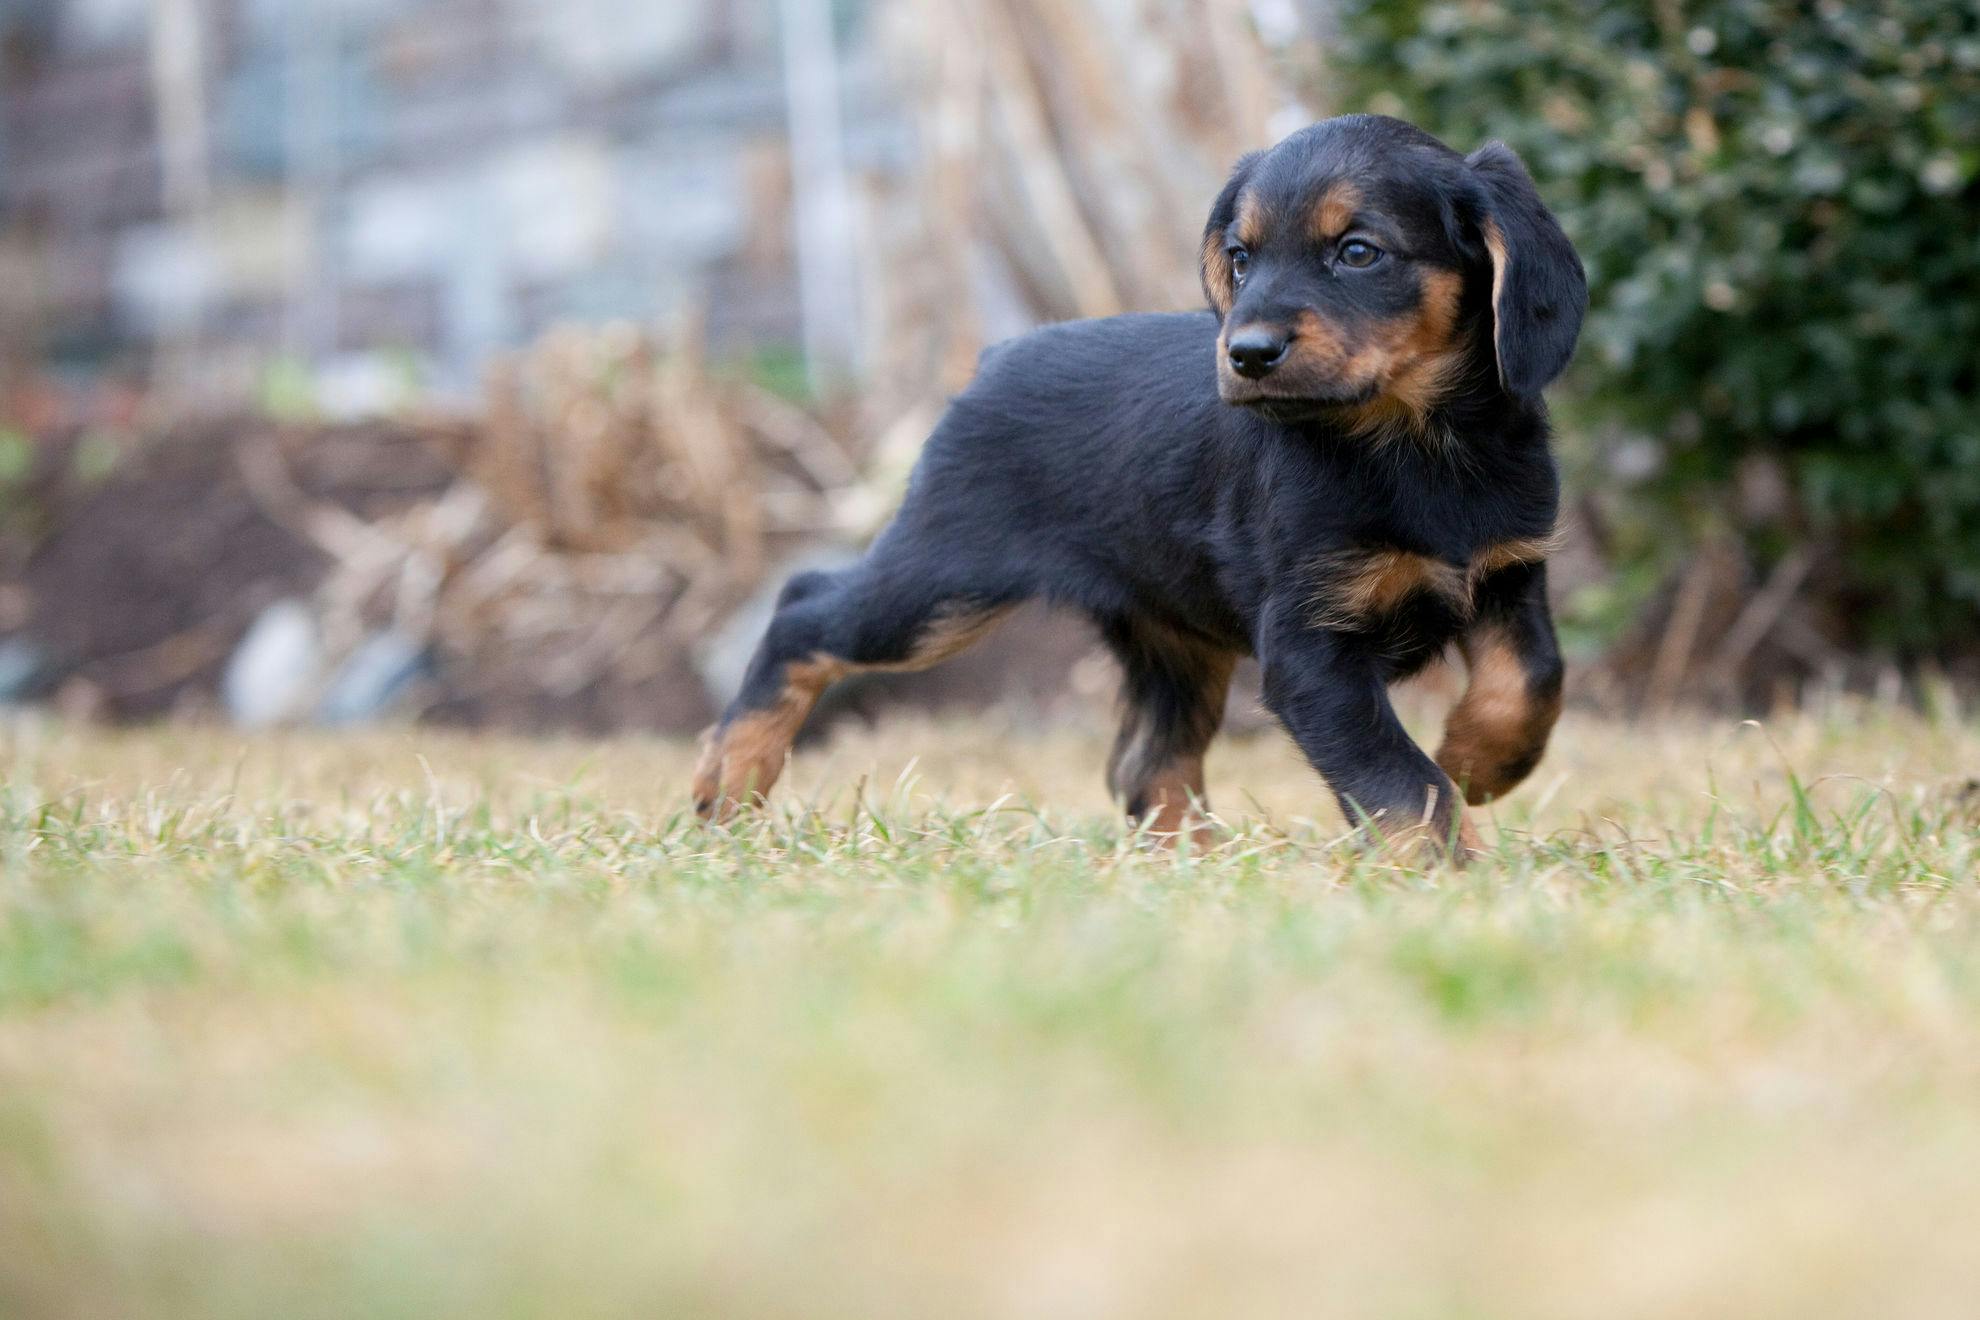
[689,718,788,822]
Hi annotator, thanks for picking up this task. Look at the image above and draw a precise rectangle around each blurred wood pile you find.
[226,319,886,730]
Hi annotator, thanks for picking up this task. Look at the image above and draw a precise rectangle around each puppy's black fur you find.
[693,115,1587,858]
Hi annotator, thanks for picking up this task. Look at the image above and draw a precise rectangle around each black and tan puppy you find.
[693,114,1586,859]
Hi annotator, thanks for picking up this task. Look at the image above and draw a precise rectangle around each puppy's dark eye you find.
[1338,239,1383,269]
[1228,247,1250,285]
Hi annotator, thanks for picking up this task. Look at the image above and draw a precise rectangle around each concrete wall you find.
[0,0,890,399]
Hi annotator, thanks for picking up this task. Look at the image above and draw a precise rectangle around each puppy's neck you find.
[1330,340,1480,454]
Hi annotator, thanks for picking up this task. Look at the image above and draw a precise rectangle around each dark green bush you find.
[1329,0,1980,653]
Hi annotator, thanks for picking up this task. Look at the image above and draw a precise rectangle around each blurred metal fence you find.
[0,0,852,394]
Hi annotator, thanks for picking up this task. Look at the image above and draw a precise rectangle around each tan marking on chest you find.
[1305,548,1465,628]
[1305,534,1559,629]
[1468,533,1559,588]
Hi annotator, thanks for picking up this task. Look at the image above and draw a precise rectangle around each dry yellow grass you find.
[3,697,1980,1319]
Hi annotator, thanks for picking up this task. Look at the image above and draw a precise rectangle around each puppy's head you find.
[1201,115,1586,431]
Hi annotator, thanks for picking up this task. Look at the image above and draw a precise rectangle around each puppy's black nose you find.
[1226,326,1290,379]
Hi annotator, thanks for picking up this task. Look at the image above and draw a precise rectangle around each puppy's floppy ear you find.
[1464,142,1587,398]
[1200,151,1260,318]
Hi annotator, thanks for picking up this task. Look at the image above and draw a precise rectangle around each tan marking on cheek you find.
[1408,268,1464,357]
[1435,626,1562,805]
[1340,267,1469,439]
[1310,181,1362,240]
[1340,343,1393,383]
[1284,307,1350,375]
[1425,266,1464,326]
[1388,268,1466,415]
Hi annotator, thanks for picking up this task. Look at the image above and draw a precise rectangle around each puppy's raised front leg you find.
[1258,605,1475,861]
[1437,561,1563,805]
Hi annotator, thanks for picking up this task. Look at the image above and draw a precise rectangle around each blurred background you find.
[0,0,1974,736]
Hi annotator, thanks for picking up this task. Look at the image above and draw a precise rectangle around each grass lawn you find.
[4,699,1980,1319]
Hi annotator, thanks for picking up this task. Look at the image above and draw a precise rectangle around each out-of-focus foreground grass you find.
[4,700,1980,1319]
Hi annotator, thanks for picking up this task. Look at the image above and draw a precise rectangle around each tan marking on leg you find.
[692,655,842,821]
[1457,812,1484,857]
[1134,754,1217,848]
[692,604,1013,821]
[1110,633,1235,849]
[1307,538,1560,635]
[1435,625,1561,804]
[892,604,1012,671]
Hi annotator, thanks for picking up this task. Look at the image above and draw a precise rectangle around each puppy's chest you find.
[1302,535,1552,633]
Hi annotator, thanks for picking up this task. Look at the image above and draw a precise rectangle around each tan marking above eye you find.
[1204,190,1270,317]
[1310,181,1362,241]
[1233,189,1269,250]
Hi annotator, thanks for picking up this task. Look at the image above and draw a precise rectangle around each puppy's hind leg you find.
[1103,618,1237,847]
[692,564,1016,821]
